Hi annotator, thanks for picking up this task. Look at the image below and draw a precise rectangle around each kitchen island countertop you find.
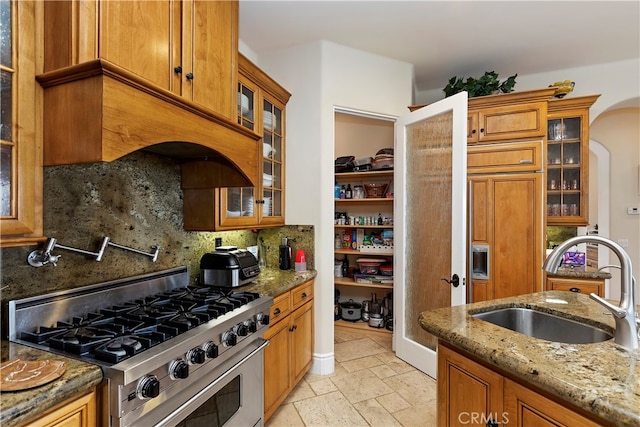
[420,291,640,427]
[0,268,316,426]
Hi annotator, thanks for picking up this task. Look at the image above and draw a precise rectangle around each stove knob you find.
[203,341,219,359]
[169,359,189,380]
[244,319,257,333]
[256,312,270,326]
[187,347,206,365]
[222,331,237,347]
[137,375,160,400]
[234,323,249,337]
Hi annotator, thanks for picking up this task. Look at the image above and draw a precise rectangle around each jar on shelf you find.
[353,185,365,199]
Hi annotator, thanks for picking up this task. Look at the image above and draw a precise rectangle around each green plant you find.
[443,71,518,98]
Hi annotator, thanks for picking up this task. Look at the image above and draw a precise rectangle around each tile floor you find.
[265,328,438,427]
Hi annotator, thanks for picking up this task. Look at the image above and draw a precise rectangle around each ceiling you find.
[238,1,640,94]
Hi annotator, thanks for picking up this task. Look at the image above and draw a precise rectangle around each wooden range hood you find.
[36,59,260,188]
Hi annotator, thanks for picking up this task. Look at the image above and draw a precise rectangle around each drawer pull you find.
[519,159,533,164]
[569,287,581,293]
[273,308,281,315]
[301,292,307,299]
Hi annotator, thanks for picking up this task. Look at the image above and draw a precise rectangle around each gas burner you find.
[49,326,115,355]
[95,335,148,363]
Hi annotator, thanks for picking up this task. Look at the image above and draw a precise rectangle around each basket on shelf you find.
[363,183,388,198]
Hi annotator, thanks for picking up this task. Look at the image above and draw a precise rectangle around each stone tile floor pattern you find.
[265,328,437,426]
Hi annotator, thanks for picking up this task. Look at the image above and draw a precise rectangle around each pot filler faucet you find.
[543,235,639,350]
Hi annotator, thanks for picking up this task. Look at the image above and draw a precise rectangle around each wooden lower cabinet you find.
[438,342,606,427]
[28,387,96,427]
[546,276,604,297]
[264,280,314,422]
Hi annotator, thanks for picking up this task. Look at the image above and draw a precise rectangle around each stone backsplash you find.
[0,151,314,306]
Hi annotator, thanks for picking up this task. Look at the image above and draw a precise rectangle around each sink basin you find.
[471,307,613,344]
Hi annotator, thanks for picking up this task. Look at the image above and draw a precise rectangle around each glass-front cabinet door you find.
[0,0,43,247]
[218,56,289,230]
[546,95,599,226]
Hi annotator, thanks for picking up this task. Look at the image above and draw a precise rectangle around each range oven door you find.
[136,339,268,427]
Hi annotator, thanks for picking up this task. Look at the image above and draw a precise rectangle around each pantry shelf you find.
[334,278,393,289]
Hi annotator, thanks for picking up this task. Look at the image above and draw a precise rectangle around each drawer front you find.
[468,141,543,174]
[548,279,604,297]
[292,280,314,310]
[269,292,291,325]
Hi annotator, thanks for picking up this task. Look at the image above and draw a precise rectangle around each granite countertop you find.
[0,341,103,427]
[241,267,317,297]
[0,268,316,426]
[549,266,612,279]
[419,291,639,427]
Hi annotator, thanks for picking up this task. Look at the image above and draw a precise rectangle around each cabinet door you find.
[546,111,589,225]
[476,102,546,143]
[291,300,313,385]
[492,173,544,299]
[504,379,600,427]
[186,0,237,119]
[30,388,96,427]
[1,0,43,247]
[100,1,177,91]
[263,318,292,421]
[438,343,504,427]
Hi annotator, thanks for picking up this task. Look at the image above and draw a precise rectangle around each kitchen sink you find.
[471,307,613,344]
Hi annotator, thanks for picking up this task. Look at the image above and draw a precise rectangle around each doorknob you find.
[441,274,460,287]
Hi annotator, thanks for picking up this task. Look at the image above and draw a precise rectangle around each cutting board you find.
[0,359,66,392]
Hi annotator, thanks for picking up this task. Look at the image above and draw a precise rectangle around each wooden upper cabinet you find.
[546,95,599,226]
[410,88,555,145]
[44,0,238,119]
[1,0,44,248]
[182,55,291,231]
[467,88,554,144]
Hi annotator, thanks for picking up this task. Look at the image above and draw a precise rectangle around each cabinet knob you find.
[486,420,498,427]
[186,72,194,80]
[273,308,281,315]
[569,287,581,293]
[289,325,297,332]
[480,128,485,133]
[471,129,477,135]
[174,66,182,74]
[301,292,307,299]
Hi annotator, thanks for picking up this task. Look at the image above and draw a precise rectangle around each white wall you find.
[590,108,640,299]
[247,41,413,375]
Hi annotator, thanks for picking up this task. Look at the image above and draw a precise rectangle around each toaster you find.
[199,246,260,287]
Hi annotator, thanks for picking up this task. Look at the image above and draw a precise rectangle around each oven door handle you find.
[155,338,269,427]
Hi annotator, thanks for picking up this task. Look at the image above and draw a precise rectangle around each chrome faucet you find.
[543,235,638,350]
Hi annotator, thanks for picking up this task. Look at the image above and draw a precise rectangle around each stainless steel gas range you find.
[8,266,273,427]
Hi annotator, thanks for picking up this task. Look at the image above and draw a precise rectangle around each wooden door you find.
[99,1,178,91]
[395,91,468,378]
[492,173,544,299]
[187,0,237,118]
[290,301,313,385]
[438,344,504,427]
[504,379,600,427]
[263,318,291,421]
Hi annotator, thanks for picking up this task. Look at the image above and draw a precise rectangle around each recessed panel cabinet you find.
[0,0,44,247]
[43,0,238,119]
[264,280,314,422]
[438,342,604,427]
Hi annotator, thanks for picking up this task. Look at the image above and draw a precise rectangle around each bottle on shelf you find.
[334,180,341,199]
[341,255,349,278]
[377,213,383,225]
[340,185,346,199]
[345,184,353,199]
